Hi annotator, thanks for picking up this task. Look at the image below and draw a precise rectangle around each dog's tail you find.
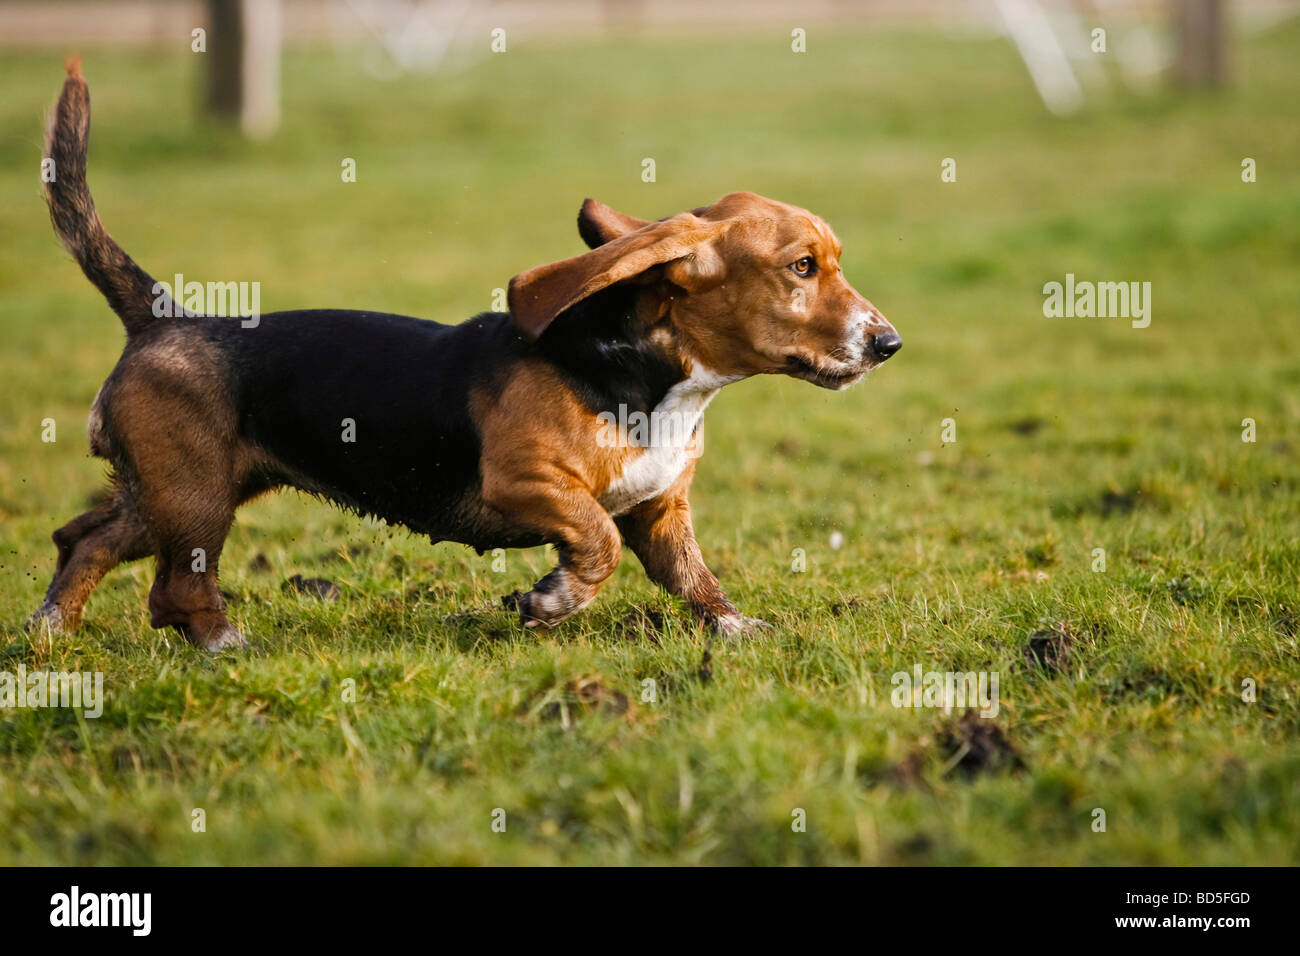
[44,59,166,336]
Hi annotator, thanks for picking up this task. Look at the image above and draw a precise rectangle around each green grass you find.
[1,22,1299,864]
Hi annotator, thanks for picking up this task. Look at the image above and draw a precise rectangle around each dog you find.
[31,62,901,651]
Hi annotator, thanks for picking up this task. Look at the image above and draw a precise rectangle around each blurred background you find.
[4,2,1296,118]
[3,1,1296,132]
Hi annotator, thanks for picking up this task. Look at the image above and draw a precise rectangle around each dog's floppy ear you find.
[510,213,728,341]
[577,198,652,249]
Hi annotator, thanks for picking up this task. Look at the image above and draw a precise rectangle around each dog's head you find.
[508,191,900,389]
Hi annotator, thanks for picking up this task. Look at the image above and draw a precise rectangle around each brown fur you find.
[471,361,630,626]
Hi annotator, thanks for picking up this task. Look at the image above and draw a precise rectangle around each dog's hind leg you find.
[136,473,244,653]
[137,468,242,652]
[29,486,151,634]
[106,367,248,652]
[147,545,241,652]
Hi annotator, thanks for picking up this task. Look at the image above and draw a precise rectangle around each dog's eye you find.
[790,257,816,278]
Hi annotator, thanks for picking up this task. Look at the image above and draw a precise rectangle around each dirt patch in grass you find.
[935,710,1024,779]
[1024,539,1058,569]
[1096,487,1143,515]
[1054,481,1170,519]
[283,575,340,600]
[885,712,1024,786]
[1005,415,1045,436]
[1025,622,1075,674]
[615,606,666,643]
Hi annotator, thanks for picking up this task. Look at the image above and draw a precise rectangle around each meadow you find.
[0,20,1297,864]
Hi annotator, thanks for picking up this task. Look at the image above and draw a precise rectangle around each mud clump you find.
[1026,623,1075,673]
[283,575,340,600]
[698,639,714,684]
[936,710,1024,779]
[616,607,666,643]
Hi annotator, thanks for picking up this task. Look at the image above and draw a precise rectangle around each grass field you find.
[1,21,1298,865]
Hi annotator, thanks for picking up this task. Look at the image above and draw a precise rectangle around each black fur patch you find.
[190,290,680,548]
[536,285,682,419]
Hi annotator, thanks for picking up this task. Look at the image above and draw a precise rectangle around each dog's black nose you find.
[871,331,902,359]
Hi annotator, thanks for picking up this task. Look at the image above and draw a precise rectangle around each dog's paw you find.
[202,623,248,653]
[711,613,773,638]
[506,569,593,630]
[514,588,571,629]
[25,602,67,635]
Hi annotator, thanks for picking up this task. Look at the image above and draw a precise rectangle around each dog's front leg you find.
[617,471,770,637]
[486,472,622,629]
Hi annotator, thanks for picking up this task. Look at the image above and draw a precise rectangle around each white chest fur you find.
[597,367,734,516]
